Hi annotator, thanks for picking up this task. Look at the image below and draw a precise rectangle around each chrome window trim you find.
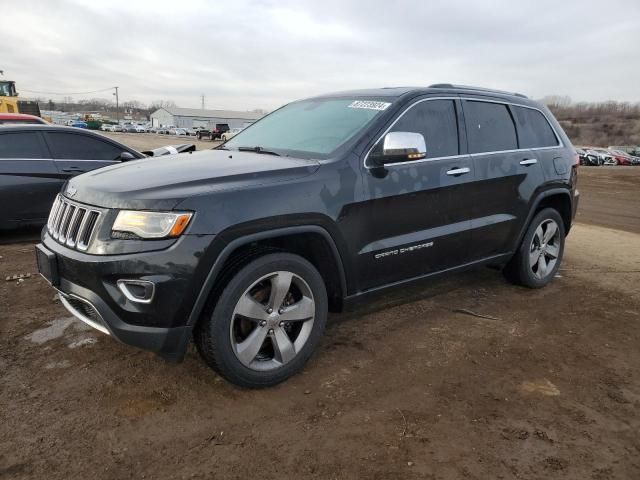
[363,95,564,170]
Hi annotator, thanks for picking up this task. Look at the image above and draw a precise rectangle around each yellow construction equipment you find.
[0,78,41,116]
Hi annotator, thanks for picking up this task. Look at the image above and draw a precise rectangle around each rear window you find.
[512,106,559,148]
[464,101,517,154]
[0,132,48,158]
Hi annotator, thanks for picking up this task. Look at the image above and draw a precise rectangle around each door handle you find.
[519,158,538,166]
[446,167,470,176]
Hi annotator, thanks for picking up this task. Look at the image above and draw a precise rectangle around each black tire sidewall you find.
[199,253,328,388]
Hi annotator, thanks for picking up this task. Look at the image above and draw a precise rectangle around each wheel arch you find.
[187,225,348,328]
[514,188,573,251]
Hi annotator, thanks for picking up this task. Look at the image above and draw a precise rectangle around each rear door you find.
[355,97,475,290]
[44,131,129,179]
[462,98,545,259]
[0,130,61,224]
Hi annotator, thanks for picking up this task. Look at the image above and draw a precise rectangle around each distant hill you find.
[545,98,640,148]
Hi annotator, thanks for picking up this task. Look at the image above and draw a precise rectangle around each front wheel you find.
[195,253,328,388]
[504,208,565,288]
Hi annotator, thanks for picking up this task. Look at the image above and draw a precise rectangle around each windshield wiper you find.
[237,146,281,156]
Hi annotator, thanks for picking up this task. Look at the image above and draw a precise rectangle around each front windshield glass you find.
[224,98,393,157]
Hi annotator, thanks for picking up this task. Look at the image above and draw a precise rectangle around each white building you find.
[150,107,264,129]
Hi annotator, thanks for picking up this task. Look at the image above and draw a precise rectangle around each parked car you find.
[608,149,635,166]
[134,125,147,133]
[141,144,197,157]
[220,127,244,142]
[111,124,124,132]
[576,147,599,166]
[0,113,48,125]
[0,125,193,230]
[196,123,229,140]
[35,85,579,388]
[100,123,113,132]
[170,128,189,136]
[70,120,88,129]
[590,148,614,165]
[156,126,174,135]
[0,125,143,229]
[124,124,138,133]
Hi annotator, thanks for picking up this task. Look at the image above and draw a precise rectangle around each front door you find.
[354,97,475,291]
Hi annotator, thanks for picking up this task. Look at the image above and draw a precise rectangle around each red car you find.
[0,113,47,125]
[610,150,635,165]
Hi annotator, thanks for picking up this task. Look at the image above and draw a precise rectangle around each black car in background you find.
[195,123,230,140]
[0,125,144,229]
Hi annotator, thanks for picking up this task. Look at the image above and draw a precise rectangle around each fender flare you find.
[186,225,347,327]
[514,187,573,249]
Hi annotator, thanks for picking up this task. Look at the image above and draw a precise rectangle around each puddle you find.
[26,317,97,348]
[26,318,76,344]
[68,336,98,349]
[520,379,560,396]
[45,360,72,369]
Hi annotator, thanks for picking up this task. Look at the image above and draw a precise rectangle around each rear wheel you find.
[504,208,565,288]
[195,253,328,388]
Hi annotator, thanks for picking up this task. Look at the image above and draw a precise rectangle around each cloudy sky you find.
[2,0,639,111]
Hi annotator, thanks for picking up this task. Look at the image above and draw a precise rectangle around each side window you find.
[372,99,459,159]
[0,132,48,159]
[46,132,124,161]
[464,101,517,153]
[513,106,559,148]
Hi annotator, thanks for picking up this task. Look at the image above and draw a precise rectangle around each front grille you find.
[47,195,102,251]
[17,100,41,116]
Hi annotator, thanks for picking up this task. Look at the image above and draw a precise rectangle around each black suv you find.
[36,85,579,387]
[195,123,230,140]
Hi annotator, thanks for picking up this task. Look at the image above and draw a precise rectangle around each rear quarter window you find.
[464,101,517,154]
[46,132,124,160]
[512,106,559,148]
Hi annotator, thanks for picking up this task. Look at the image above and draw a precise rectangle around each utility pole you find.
[201,94,205,109]
[113,86,119,123]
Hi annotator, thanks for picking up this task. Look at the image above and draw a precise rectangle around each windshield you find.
[224,98,393,157]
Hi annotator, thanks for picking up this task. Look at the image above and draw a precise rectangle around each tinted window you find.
[46,132,124,160]
[371,99,459,159]
[0,132,48,158]
[464,101,517,153]
[513,106,559,148]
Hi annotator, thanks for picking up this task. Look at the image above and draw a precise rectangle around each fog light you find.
[117,280,155,304]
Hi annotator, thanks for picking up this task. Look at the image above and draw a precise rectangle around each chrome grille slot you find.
[47,195,102,251]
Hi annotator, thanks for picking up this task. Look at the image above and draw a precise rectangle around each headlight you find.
[112,211,192,239]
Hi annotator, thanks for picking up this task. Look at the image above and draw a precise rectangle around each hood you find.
[66,149,320,210]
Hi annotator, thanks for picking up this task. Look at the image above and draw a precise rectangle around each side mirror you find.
[119,151,136,161]
[369,131,427,168]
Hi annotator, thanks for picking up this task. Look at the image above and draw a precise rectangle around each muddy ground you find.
[1,166,639,479]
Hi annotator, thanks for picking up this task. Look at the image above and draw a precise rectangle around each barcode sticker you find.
[348,101,391,111]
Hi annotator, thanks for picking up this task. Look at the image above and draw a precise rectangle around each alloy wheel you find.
[230,271,315,371]
[529,219,561,279]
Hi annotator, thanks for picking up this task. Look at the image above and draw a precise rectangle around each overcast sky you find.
[2,0,639,110]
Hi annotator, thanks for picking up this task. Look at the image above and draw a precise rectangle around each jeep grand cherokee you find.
[36,84,579,388]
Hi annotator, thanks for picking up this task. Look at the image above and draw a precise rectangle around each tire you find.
[503,208,565,288]
[195,253,328,388]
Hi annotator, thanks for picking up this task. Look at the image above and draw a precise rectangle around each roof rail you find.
[428,83,528,99]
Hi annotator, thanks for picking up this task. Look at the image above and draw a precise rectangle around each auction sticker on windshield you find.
[348,100,391,111]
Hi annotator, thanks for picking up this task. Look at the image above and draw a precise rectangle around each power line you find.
[19,86,117,96]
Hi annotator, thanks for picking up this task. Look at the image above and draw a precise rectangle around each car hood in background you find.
[64,149,320,210]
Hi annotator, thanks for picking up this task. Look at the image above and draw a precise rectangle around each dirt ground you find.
[1,166,639,479]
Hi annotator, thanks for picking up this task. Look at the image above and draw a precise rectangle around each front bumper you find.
[37,231,217,361]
